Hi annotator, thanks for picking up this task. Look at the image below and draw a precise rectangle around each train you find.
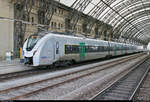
[23,32,143,67]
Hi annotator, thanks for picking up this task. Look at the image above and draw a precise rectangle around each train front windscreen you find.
[26,35,42,51]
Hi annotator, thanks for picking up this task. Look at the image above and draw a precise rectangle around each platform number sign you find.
[56,42,59,54]
[79,43,85,60]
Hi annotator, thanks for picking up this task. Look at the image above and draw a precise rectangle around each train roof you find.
[35,31,136,46]
[48,32,109,43]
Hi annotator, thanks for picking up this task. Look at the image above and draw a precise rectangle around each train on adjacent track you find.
[23,32,143,67]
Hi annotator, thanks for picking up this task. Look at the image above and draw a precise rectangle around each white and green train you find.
[23,32,142,67]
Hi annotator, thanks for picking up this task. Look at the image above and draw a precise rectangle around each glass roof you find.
[57,0,150,45]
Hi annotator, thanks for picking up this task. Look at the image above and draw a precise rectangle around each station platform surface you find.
[0,58,21,67]
[0,59,35,75]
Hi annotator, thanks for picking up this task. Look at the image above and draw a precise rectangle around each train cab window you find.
[26,35,42,51]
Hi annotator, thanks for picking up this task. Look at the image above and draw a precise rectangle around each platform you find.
[0,59,34,75]
[0,58,20,67]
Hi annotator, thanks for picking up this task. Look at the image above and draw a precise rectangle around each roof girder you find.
[89,0,150,44]
[115,10,150,39]
[101,0,149,24]
[111,2,150,29]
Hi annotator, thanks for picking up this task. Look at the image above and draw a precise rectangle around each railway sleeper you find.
[111,90,130,95]
[138,92,150,96]
[117,81,136,85]
[102,95,126,100]
[114,87,132,91]
[116,85,135,89]
[107,92,129,98]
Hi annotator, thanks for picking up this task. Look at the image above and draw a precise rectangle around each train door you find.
[124,44,127,54]
[121,44,124,54]
[108,41,111,56]
[47,41,54,64]
[53,41,60,61]
[79,42,85,61]
[114,44,117,56]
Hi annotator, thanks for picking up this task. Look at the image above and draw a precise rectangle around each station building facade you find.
[0,0,14,60]
[0,0,113,59]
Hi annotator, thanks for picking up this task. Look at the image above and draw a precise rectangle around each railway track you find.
[0,59,101,81]
[0,53,146,100]
[0,68,50,82]
[91,55,150,100]
[0,53,144,82]
[133,66,150,100]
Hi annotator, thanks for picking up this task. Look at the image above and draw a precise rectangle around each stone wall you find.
[0,0,14,59]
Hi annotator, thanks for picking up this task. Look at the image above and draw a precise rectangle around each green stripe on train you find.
[79,43,85,60]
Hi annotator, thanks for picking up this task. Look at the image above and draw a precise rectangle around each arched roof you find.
[58,0,150,45]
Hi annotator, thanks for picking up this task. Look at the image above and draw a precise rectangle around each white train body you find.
[23,32,141,66]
